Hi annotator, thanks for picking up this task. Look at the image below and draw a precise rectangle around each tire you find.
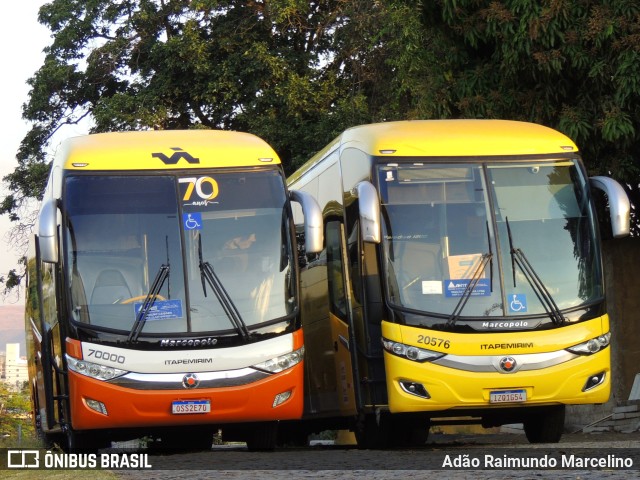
[154,430,213,452]
[523,405,565,443]
[64,428,111,453]
[246,422,278,451]
[354,413,390,449]
[389,415,430,447]
[355,412,430,449]
[277,424,309,447]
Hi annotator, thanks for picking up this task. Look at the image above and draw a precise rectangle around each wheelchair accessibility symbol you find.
[183,213,202,230]
[509,294,527,313]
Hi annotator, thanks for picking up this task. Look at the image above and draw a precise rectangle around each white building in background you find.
[4,343,28,391]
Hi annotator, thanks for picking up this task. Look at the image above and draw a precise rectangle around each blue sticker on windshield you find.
[133,299,183,321]
[508,294,527,313]
[444,279,491,297]
[183,212,202,230]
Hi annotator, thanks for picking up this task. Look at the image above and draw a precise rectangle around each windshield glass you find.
[378,160,602,319]
[64,169,295,335]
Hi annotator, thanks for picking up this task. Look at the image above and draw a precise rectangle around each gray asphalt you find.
[113,430,640,479]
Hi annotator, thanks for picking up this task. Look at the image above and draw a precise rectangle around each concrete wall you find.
[567,236,640,430]
[604,237,640,404]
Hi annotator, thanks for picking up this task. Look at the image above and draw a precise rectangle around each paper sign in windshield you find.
[133,299,183,321]
[444,279,491,298]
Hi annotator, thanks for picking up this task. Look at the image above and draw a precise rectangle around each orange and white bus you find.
[25,130,322,452]
[286,120,630,447]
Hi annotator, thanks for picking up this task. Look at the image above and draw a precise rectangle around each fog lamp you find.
[273,390,292,407]
[85,398,108,415]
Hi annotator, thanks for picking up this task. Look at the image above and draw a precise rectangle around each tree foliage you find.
[2,0,639,292]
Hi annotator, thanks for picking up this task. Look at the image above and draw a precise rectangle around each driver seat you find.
[90,269,132,304]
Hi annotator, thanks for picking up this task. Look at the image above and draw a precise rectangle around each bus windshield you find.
[378,160,602,320]
[64,169,295,336]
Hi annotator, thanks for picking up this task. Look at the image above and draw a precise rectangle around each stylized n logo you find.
[152,147,200,165]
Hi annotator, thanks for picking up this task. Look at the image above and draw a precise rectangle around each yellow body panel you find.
[382,318,610,412]
[341,119,578,157]
[383,316,609,356]
[288,120,578,184]
[56,129,281,171]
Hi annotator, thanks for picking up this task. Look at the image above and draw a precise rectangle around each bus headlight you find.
[381,338,445,363]
[253,346,304,373]
[566,333,611,355]
[66,355,128,381]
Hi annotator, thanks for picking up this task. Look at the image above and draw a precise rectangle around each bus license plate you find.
[171,400,211,414]
[489,389,527,404]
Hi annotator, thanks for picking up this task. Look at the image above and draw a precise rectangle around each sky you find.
[0,2,83,305]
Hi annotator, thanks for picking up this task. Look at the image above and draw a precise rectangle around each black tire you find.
[389,415,430,447]
[153,430,213,452]
[64,428,111,453]
[277,424,310,447]
[523,405,565,443]
[355,412,430,449]
[246,422,278,451]
[354,413,390,449]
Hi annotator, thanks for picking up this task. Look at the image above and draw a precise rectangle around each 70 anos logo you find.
[179,177,219,206]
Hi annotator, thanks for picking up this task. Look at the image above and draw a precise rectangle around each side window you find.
[25,254,41,329]
[40,262,58,328]
[326,221,347,318]
[347,221,363,305]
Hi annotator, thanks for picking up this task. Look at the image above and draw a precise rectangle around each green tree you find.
[2,0,638,295]
[416,0,640,231]
[0,383,34,446]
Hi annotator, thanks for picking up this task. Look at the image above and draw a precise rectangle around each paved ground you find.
[113,430,640,479]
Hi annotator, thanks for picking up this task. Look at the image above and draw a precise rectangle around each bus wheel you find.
[523,405,565,443]
[354,414,390,449]
[246,422,278,451]
[277,424,309,447]
[153,430,213,452]
[64,428,110,453]
[389,415,430,447]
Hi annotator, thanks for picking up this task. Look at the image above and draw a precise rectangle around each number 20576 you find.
[417,335,450,349]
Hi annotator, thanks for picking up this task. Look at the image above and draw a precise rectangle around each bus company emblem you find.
[499,357,517,373]
[182,373,200,389]
[152,147,200,165]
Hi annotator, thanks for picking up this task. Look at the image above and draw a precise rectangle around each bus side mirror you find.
[356,181,381,243]
[38,199,59,263]
[290,190,323,253]
[589,176,631,238]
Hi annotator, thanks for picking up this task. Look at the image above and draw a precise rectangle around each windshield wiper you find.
[198,234,250,341]
[506,217,565,325]
[127,264,170,342]
[446,252,492,328]
[446,221,493,327]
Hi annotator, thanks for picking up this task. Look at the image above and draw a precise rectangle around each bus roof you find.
[341,120,578,157]
[55,130,281,171]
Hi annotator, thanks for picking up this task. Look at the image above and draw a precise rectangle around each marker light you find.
[583,372,606,392]
[253,346,305,373]
[381,339,445,363]
[85,398,108,415]
[273,390,292,407]
[66,355,128,381]
[566,333,611,355]
[399,381,430,399]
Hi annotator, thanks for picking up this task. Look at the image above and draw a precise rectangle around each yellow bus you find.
[286,120,630,446]
[25,129,322,452]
